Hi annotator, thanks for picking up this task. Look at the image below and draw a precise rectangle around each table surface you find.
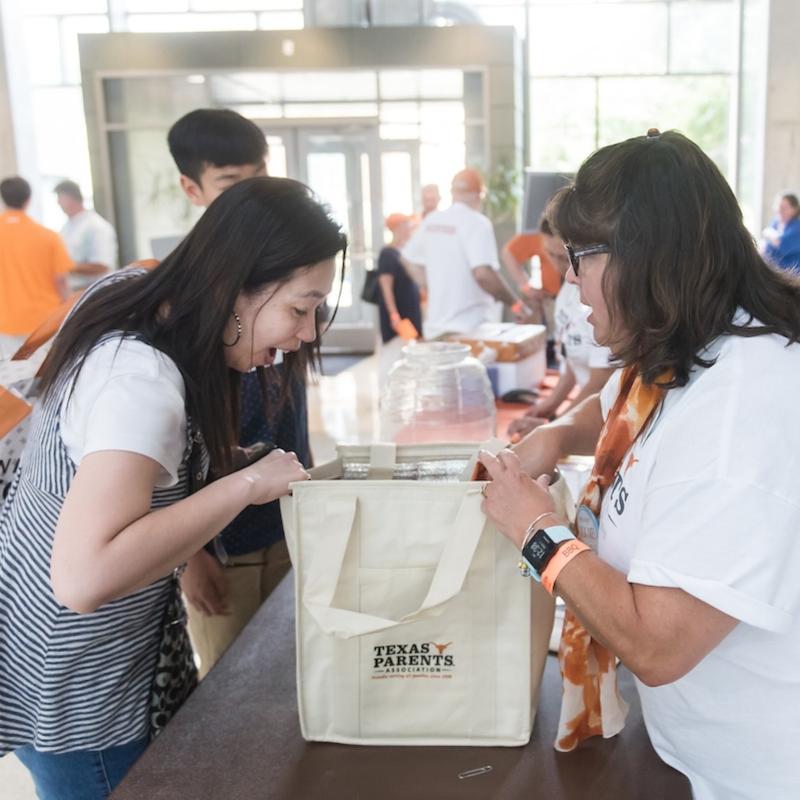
[112,574,690,800]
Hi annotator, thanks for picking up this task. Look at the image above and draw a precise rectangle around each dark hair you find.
[54,179,83,203]
[167,109,268,184]
[549,130,800,387]
[1,176,31,209]
[41,177,346,472]
[782,193,800,214]
[538,214,553,237]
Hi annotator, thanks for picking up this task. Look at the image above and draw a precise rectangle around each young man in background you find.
[168,109,310,677]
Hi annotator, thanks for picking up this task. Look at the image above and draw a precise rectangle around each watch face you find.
[523,530,557,573]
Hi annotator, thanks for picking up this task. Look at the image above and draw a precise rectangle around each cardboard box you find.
[448,323,546,363]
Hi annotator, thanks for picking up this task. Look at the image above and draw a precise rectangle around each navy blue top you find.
[211,368,310,557]
[765,217,800,272]
[377,245,423,343]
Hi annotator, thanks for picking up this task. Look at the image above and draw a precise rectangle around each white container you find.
[488,350,547,397]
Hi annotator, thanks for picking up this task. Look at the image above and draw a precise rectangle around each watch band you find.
[519,525,575,582]
[540,539,591,595]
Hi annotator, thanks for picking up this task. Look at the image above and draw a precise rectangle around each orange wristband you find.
[540,539,590,595]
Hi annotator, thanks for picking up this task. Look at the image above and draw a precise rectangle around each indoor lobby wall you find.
[761,0,800,227]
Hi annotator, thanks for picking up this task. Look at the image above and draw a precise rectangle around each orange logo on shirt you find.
[625,452,639,472]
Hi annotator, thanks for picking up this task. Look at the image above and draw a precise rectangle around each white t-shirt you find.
[597,329,800,799]
[402,201,500,339]
[553,282,612,386]
[60,337,187,488]
[61,209,118,289]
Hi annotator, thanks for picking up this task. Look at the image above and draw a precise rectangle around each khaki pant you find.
[186,539,291,678]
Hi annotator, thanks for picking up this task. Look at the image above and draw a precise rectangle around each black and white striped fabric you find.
[0,335,194,755]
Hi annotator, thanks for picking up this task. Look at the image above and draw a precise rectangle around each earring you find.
[223,311,242,347]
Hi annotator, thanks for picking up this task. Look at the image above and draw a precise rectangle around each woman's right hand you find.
[478,449,562,549]
[240,448,309,505]
[180,549,229,617]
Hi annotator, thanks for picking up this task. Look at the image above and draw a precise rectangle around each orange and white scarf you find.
[556,365,667,751]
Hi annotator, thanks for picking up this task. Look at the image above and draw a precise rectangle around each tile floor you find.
[0,753,35,798]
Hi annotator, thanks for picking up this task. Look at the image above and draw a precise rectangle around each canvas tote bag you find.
[281,442,562,747]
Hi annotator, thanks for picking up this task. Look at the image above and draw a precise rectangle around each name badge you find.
[576,505,600,552]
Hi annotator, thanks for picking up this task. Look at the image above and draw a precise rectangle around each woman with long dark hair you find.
[0,176,346,798]
[479,130,800,798]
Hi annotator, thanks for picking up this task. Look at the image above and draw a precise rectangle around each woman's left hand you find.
[478,449,563,549]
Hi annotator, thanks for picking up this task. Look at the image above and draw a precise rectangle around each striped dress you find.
[0,338,195,754]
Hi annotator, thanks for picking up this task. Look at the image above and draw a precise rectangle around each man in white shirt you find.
[55,180,118,290]
[403,168,519,339]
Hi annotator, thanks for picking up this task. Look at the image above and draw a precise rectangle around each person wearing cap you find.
[377,213,422,343]
[55,179,118,291]
[402,168,519,339]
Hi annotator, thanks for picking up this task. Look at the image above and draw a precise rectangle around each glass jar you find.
[380,342,496,444]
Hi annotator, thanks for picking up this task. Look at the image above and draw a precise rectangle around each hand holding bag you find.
[282,442,560,747]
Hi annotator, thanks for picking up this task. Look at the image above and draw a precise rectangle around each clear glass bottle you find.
[380,342,496,444]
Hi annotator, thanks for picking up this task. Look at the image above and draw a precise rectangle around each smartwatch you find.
[520,525,575,581]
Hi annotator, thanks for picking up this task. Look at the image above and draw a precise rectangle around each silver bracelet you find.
[520,512,556,551]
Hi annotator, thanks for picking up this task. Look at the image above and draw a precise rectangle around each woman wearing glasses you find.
[479,130,800,799]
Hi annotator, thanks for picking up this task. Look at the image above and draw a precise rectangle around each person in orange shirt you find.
[0,176,72,355]
[501,215,564,366]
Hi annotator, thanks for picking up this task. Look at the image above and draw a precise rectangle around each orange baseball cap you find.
[385,212,413,232]
[451,168,484,194]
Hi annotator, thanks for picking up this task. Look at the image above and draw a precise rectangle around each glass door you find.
[297,128,381,332]
[380,142,420,219]
[257,123,419,351]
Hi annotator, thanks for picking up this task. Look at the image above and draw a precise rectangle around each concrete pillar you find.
[0,9,17,177]
[761,0,800,227]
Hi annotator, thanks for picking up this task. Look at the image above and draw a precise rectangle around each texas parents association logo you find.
[371,640,456,680]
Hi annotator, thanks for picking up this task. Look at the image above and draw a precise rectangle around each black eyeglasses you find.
[564,243,610,276]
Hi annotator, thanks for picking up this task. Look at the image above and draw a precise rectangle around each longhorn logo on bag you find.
[371,640,456,679]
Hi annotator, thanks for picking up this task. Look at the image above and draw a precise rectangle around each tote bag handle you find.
[302,489,487,639]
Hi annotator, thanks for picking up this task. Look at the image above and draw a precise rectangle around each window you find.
[528,1,738,179]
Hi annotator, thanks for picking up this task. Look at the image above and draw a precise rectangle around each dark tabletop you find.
[112,575,690,800]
